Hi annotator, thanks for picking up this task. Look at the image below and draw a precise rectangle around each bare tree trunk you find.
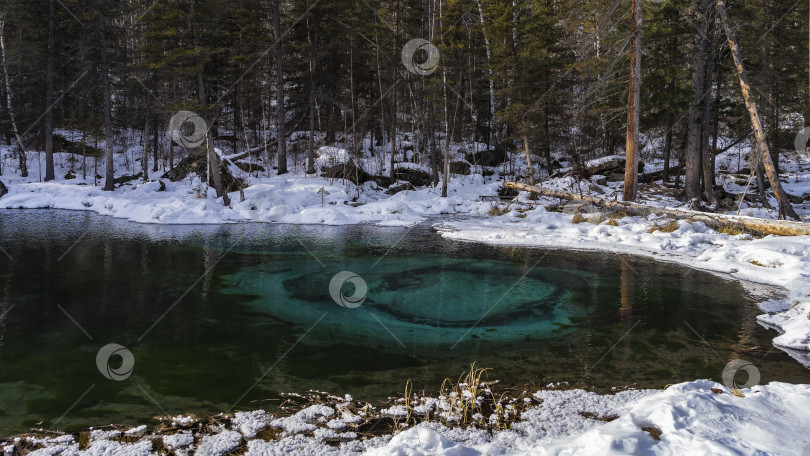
[169,134,174,170]
[477,0,497,148]
[717,0,799,220]
[523,135,534,185]
[710,58,723,181]
[306,15,319,175]
[204,119,229,205]
[189,0,227,204]
[700,1,717,206]
[272,0,288,175]
[663,114,674,182]
[390,94,397,182]
[44,0,56,181]
[430,125,438,186]
[152,120,159,172]
[98,3,115,191]
[0,13,26,177]
[142,91,150,181]
[623,0,641,201]
[685,0,711,202]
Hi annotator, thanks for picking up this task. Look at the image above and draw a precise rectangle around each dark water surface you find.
[0,209,807,436]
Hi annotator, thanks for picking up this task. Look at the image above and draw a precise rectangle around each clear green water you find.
[0,210,807,437]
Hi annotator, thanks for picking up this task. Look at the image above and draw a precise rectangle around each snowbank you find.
[9,381,810,455]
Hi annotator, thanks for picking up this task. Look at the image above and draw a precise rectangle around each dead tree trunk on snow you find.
[505,181,810,236]
[716,0,799,220]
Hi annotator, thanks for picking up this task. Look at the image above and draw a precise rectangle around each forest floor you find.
[1,134,810,454]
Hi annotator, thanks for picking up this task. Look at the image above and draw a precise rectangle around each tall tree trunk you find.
[0,13,26,177]
[142,95,150,181]
[685,0,711,202]
[44,0,56,181]
[663,114,674,182]
[153,120,159,173]
[430,125,438,186]
[203,118,229,205]
[710,58,722,179]
[99,3,115,191]
[523,135,534,184]
[543,104,552,176]
[272,0,287,175]
[477,0,497,149]
[717,0,799,220]
[190,0,227,204]
[761,0,779,175]
[306,15,319,175]
[700,1,717,206]
[623,0,641,201]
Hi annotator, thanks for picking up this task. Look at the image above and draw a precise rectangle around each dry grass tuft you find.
[716,224,747,236]
[488,204,510,217]
[641,426,662,441]
[149,438,166,454]
[580,412,618,422]
[648,220,679,233]
[77,431,91,450]
[256,427,283,442]
[609,211,630,220]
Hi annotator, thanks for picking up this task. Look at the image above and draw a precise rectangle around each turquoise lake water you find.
[0,210,807,436]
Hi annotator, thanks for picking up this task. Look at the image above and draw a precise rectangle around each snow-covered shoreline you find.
[2,145,810,454]
[5,380,810,455]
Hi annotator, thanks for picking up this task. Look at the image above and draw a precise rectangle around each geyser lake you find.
[0,210,808,436]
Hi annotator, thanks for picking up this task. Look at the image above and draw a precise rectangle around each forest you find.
[0,0,807,216]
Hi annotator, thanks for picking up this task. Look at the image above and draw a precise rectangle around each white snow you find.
[195,430,242,456]
[162,432,194,449]
[232,410,269,438]
[2,141,810,454]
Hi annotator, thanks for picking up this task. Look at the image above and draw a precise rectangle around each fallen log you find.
[504,181,810,237]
